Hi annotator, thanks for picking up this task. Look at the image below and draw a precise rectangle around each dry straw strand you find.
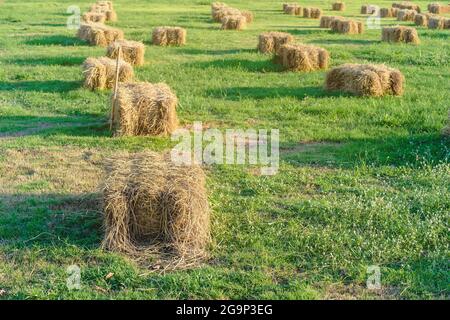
[113,82,178,136]
[325,63,405,97]
[107,40,145,66]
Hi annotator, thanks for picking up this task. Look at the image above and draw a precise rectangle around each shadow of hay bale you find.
[24,35,87,46]
[0,80,80,93]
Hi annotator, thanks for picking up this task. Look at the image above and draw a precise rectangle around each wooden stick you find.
[110,45,122,132]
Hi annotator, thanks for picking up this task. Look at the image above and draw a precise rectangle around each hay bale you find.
[113,82,178,136]
[332,2,345,11]
[284,4,302,15]
[428,16,446,29]
[303,7,322,18]
[82,12,106,23]
[82,56,134,90]
[77,23,124,46]
[414,13,432,26]
[90,3,117,22]
[381,26,420,44]
[429,3,450,13]
[213,6,241,22]
[320,16,343,28]
[107,40,145,66]
[325,63,404,97]
[257,31,293,54]
[102,151,210,260]
[392,2,421,12]
[240,10,254,23]
[277,44,330,72]
[361,5,376,14]
[221,15,247,30]
[152,27,186,46]
[96,0,113,10]
[397,9,418,21]
[380,8,396,17]
[331,19,364,34]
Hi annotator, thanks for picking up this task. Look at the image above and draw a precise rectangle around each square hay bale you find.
[332,2,345,11]
[283,3,297,11]
[277,44,330,72]
[152,27,187,46]
[361,5,376,14]
[392,2,421,12]
[221,15,247,30]
[113,82,178,136]
[77,23,124,46]
[320,16,343,28]
[303,7,322,19]
[212,6,241,22]
[427,16,447,29]
[240,10,254,23]
[381,26,420,44]
[96,0,113,10]
[325,64,404,97]
[107,40,145,66]
[414,13,432,26]
[82,56,134,90]
[330,19,364,34]
[380,8,396,17]
[257,31,294,54]
[397,9,418,21]
[90,3,117,21]
[82,12,106,23]
[429,3,450,13]
[102,151,210,260]
[284,4,302,15]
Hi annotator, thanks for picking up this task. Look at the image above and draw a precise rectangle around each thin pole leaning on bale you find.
[110,45,122,131]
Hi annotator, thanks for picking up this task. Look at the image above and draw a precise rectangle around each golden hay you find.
[90,3,117,22]
[102,151,210,263]
[429,4,450,14]
[381,26,420,44]
[82,12,106,23]
[107,40,145,66]
[283,3,297,11]
[414,13,432,26]
[221,15,247,30]
[212,6,241,22]
[397,9,418,21]
[330,19,364,34]
[277,44,330,72]
[240,10,254,23]
[320,16,343,28]
[152,27,186,46]
[303,7,322,19]
[96,0,113,10]
[77,23,124,46]
[82,56,133,90]
[427,16,449,29]
[380,8,397,17]
[113,82,178,136]
[392,2,421,12]
[325,64,404,97]
[284,4,302,15]
[332,2,345,11]
[257,31,293,54]
[361,5,376,14]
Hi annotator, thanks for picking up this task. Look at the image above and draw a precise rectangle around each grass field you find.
[0,0,449,299]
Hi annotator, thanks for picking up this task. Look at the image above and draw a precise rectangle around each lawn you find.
[0,0,449,299]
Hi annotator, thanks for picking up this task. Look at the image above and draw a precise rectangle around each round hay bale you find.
[107,40,145,66]
[76,23,124,46]
[102,151,210,261]
[332,2,345,11]
[221,15,247,30]
[82,56,134,90]
[152,27,186,46]
[257,31,294,54]
[113,82,178,136]
[82,12,106,23]
[324,63,405,97]
[381,26,420,44]
[278,43,330,72]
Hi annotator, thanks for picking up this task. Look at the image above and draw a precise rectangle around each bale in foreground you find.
[257,31,293,54]
[102,152,210,262]
[381,26,420,44]
[107,40,145,66]
[330,19,364,34]
[113,82,178,136]
[325,64,404,97]
[277,44,330,72]
[77,23,124,46]
[221,15,247,30]
[82,57,134,90]
[332,2,345,11]
[152,27,186,46]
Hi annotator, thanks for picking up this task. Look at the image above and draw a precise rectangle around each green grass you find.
[0,0,449,299]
